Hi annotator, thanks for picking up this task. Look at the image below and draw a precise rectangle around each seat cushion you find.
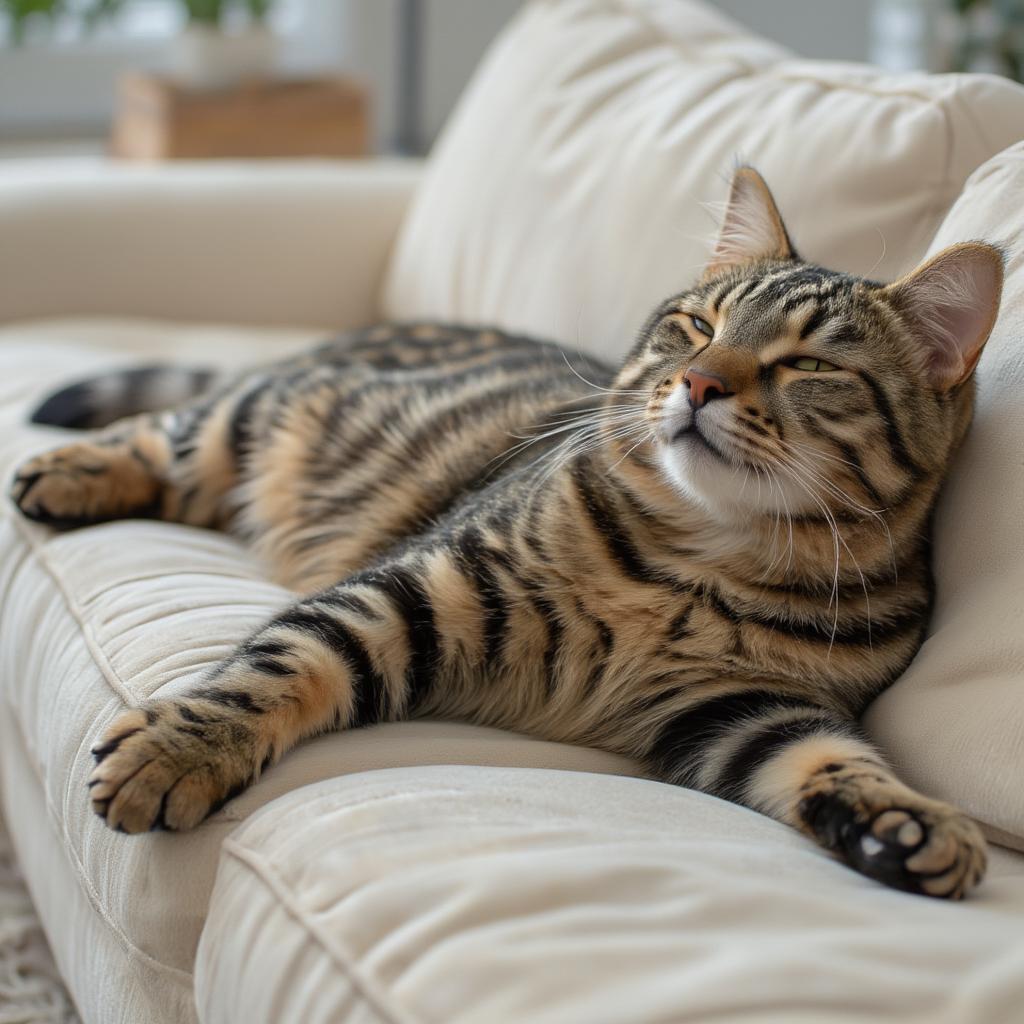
[196,765,1024,1024]
[0,319,639,1024]
[383,0,1024,363]
[863,142,1024,852]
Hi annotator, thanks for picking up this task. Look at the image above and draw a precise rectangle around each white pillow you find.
[382,0,1024,365]
[864,142,1024,852]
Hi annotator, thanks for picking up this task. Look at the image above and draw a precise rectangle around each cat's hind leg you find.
[10,370,254,529]
[11,417,177,527]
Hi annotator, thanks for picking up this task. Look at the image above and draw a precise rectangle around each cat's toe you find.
[844,803,986,899]
[10,451,100,525]
[89,704,254,833]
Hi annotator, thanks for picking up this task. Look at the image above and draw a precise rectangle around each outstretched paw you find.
[799,773,987,899]
[10,441,162,527]
[88,703,262,833]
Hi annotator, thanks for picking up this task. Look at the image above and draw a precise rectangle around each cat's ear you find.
[882,242,1003,392]
[706,166,796,274]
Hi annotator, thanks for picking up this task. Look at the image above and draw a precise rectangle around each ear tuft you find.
[707,166,795,274]
[883,242,1003,392]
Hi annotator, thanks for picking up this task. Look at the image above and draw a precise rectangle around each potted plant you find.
[174,0,278,90]
[1,0,279,89]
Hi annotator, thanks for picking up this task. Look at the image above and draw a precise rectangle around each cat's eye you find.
[690,316,714,338]
[787,357,841,372]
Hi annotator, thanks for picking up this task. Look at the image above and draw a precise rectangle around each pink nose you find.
[684,368,730,409]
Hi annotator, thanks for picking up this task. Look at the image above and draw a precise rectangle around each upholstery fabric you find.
[383,0,1024,363]
[863,143,1024,852]
[196,766,1024,1024]
[0,159,421,329]
[0,320,637,1024]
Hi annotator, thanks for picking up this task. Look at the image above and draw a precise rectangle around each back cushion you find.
[863,143,1024,852]
[382,0,1024,364]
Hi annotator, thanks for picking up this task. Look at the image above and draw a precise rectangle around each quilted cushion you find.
[0,319,638,1024]
[383,0,1024,363]
[196,766,1024,1024]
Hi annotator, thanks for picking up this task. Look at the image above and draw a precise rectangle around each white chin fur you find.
[653,385,815,517]
[657,439,814,517]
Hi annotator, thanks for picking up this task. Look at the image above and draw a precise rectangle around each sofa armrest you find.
[0,158,422,329]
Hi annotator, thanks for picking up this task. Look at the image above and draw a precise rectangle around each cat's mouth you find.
[670,422,730,463]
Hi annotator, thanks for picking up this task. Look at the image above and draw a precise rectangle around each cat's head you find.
[618,166,1002,520]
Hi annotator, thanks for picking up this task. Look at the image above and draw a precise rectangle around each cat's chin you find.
[655,435,810,520]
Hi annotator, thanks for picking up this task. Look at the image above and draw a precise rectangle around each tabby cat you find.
[11,167,1001,899]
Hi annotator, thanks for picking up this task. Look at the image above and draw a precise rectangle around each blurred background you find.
[1,0,1022,160]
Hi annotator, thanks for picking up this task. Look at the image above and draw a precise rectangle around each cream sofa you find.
[3,2,1024,1022]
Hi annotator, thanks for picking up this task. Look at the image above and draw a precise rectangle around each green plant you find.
[1,0,273,44]
[951,0,1024,80]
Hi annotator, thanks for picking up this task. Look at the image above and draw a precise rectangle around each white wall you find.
[712,0,870,62]
[354,0,873,153]
[0,1,874,148]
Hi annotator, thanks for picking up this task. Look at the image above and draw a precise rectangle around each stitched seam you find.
[3,508,198,987]
[9,512,134,704]
[4,693,196,987]
[220,838,416,1024]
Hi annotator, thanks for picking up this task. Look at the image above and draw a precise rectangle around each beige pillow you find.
[382,0,1024,364]
[864,142,1024,852]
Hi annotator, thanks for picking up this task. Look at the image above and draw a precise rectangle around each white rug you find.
[0,821,79,1024]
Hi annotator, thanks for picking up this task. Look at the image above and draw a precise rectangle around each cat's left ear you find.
[706,166,796,275]
[882,242,1003,392]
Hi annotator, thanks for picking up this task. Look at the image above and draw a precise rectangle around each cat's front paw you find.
[88,703,261,833]
[798,770,987,899]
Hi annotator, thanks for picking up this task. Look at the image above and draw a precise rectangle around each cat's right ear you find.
[705,166,796,276]
[881,242,1003,392]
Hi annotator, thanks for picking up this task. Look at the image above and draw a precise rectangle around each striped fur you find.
[13,168,1000,898]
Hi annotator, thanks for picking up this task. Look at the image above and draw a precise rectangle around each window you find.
[0,0,309,140]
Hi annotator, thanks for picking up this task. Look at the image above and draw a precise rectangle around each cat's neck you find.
[573,444,935,594]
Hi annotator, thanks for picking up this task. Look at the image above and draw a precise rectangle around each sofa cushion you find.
[0,319,638,1024]
[196,765,1024,1024]
[383,0,1024,363]
[863,142,1024,852]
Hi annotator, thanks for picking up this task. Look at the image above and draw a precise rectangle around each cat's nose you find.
[684,368,732,409]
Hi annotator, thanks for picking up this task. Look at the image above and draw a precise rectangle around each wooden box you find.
[111,74,369,161]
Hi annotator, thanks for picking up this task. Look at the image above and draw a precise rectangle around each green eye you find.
[789,357,841,372]
[690,316,714,338]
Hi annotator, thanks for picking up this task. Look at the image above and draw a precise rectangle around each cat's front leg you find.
[88,572,424,832]
[647,691,986,898]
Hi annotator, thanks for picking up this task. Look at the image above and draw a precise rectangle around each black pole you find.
[395,0,424,154]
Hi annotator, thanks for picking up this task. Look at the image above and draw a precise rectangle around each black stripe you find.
[534,594,563,698]
[358,566,440,711]
[205,689,264,714]
[454,528,509,668]
[315,590,380,619]
[271,606,389,726]
[854,370,925,478]
[647,689,817,783]
[709,278,737,313]
[571,461,668,586]
[719,277,761,310]
[713,713,841,800]
[666,606,693,641]
[700,579,923,647]
[798,304,830,340]
[831,437,885,507]
[228,379,274,462]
